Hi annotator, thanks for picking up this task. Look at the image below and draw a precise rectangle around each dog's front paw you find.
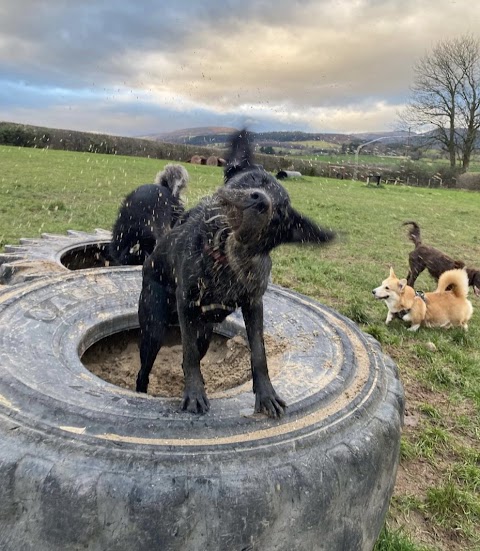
[255,392,286,419]
[182,386,210,414]
[136,374,149,393]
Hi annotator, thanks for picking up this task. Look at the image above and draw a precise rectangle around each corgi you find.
[372,267,473,331]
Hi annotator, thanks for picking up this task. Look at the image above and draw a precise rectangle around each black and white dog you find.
[109,164,189,265]
[137,130,336,418]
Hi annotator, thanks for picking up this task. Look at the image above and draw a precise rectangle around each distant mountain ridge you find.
[138,126,237,143]
[138,126,416,147]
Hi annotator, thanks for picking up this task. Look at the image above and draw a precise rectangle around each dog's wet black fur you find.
[137,130,336,418]
[109,164,188,265]
[404,221,480,296]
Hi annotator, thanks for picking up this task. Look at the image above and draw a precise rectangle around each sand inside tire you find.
[82,328,286,397]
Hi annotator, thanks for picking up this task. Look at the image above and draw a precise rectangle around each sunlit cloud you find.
[0,0,479,134]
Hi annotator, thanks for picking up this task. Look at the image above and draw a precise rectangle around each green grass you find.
[412,424,451,462]
[1,144,480,550]
[292,152,480,172]
[0,145,218,248]
[425,482,480,541]
[287,139,341,149]
[296,152,410,166]
[374,525,435,551]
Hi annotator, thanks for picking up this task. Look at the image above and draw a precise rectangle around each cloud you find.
[1,0,479,134]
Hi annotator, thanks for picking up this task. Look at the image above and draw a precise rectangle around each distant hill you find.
[351,130,411,142]
[140,126,354,146]
[139,126,421,148]
[138,126,238,145]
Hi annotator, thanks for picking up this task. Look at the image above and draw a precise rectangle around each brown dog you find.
[404,221,480,296]
[373,267,473,332]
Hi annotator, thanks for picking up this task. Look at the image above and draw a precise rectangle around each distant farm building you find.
[190,155,207,165]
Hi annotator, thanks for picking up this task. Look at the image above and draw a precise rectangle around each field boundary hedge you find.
[0,121,475,189]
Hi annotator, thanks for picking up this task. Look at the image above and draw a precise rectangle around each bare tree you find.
[455,37,480,170]
[400,35,480,171]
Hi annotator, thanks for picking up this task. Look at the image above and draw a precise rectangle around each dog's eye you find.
[385,286,389,290]
[251,192,260,200]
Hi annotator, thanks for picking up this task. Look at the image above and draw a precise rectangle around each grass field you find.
[1,145,480,550]
[295,152,409,166]
[293,152,480,172]
[291,139,341,149]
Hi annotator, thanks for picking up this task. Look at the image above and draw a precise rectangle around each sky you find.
[1,0,479,137]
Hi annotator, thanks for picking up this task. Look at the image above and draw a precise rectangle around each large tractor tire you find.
[0,229,112,284]
[0,267,403,551]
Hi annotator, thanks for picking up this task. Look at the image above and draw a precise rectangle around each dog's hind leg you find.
[197,323,214,361]
[136,269,172,393]
[406,253,425,287]
[242,301,286,418]
[406,266,422,288]
[178,308,211,414]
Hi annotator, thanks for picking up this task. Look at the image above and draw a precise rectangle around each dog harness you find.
[415,290,427,302]
[397,290,427,318]
[204,243,229,265]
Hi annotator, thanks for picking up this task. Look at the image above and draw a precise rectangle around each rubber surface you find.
[0,267,404,551]
[0,229,112,283]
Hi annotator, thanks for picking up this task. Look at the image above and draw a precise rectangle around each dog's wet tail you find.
[154,164,189,198]
[403,221,421,247]
[436,269,469,297]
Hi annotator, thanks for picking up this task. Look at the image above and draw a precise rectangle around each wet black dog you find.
[109,164,189,265]
[136,130,336,418]
[404,221,480,296]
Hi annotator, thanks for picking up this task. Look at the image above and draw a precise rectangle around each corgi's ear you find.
[389,266,396,278]
[398,278,407,291]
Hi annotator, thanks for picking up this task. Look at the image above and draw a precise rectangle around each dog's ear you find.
[398,278,407,292]
[280,207,336,245]
[224,129,254,182]
[389,267,396,278]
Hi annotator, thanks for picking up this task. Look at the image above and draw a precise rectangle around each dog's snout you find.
[372,289,376,296]
[245,190,270,213]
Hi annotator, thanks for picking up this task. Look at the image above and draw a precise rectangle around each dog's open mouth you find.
[474,285,480,297]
